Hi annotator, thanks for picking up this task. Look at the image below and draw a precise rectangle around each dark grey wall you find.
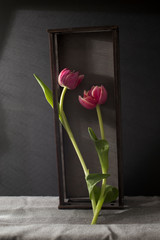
[0,1,160,196]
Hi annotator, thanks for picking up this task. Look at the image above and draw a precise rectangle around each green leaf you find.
[88,127,98,141]
[85,173,110,199]
[92,185,101,203]
[88,127,109,173]
[33,74,54,108]
[104,185,119,203]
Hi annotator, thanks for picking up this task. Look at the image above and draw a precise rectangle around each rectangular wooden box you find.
[48,26,123,209]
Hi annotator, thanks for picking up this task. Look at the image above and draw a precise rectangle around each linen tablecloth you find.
[0,196,159,239]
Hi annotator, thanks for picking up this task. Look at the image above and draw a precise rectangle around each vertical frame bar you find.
[112,27,124,207]
[48,32,65,207]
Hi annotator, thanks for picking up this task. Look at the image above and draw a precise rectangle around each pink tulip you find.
[58,68,84,89]
[79,85,107,109]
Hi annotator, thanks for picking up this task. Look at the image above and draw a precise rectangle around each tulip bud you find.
[79,85,107,109]
[58,68,84,90]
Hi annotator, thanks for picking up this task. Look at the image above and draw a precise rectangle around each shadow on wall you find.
[3,0,160,12]
[0,5,15,157]
[0,0,159,58]
[0,4,17,62]
[0,100,10,158]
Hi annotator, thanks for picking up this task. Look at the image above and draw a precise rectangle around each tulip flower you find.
[79,85,107,109]
[58,68,84,90]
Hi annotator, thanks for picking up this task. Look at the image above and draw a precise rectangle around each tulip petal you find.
[59,68,69,79]
[92,85,107,105]
[65,72,79,89]
[78,74,84,85]
[98,85,107,104]
[79,96,97,109]
[88,87,94,97]
[58,68,71,87]
[92,86,101,102]
[83,90,88,97]
[85,96,97,104]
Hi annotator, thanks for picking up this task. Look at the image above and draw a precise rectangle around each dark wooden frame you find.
[48,26,124,209]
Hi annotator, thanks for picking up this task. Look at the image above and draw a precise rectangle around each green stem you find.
[91,104,107,224]
[59,87,96,212]
[59,87,88,176]
[60,110,89,176]
[91,192,97,214]
[59,86,67,114]
[91,178,106,224]
[96,105,105,140]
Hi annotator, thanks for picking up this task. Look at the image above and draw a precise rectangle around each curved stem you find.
[96,105,105,140]
[61,110,89,176]
[59,87,89,176]
[59,86,67,113]
[59,87,96,212]
[91,178,106,224]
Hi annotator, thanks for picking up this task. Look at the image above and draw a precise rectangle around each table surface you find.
[0,196,160,240]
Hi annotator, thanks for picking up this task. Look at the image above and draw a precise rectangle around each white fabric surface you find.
[0,196,159,239]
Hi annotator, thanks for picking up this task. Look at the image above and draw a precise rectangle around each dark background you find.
[0,1,160,196]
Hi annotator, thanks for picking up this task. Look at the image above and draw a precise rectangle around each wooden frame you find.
[48,26,123,209]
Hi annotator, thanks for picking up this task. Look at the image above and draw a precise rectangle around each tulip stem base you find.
[91,179,106,224]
